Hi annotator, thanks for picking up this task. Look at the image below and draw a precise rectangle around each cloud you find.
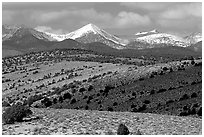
[35,26,68,34]
[156,2,202,31]
[2,10,15,24]
[159,3,202,19]
[30,10,68,23]
[120,2,177,11]
[30,9,112,25]
[114,11,151,28]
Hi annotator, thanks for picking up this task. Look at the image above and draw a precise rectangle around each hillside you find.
[2,108,202,135]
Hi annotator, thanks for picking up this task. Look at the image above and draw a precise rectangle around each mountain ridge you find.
[2,23,202,52]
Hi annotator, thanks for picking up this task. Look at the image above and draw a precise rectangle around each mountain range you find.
[2,23,202,57]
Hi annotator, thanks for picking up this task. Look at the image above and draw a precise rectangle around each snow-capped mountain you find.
[2,25,21,41]
[135,33,188,47]
[34,28,68,41]
[3,24,57,42]
[184,32,202,44]
[35,23,128,49]
[65,23,128,49]
[2,24,202,51]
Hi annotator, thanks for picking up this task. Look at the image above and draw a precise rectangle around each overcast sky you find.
[2,2,202,36]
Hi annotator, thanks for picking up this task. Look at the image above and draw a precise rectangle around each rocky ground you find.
[2,108,202,135]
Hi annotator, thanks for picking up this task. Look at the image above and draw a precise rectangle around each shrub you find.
[2,103,32,124]
[143,100,150,104]
[191,60,195,65]
[58,96,63,103]
[132,92,136,96]
[41,97,52,107]
[191,92,198,98]
[166,100,174,104]
[79,87,86,93]
[163,67,168,71]
[85,105,89,110]
[53,98,57,104]
[179,94,189,101]
[150,89,155,95]
[63,92,72,100]
[138,104,146,112]
[70,98,76,104]
[26,94,43,106]
[117,124,130,135]
[197,107,202,116]
[107,107,113,111]
[157,88,166,93]
[88,85,93,91]
[134,129,142,135]
[2,101,10,107]
[179,111,188,116]
[113,102,118,106]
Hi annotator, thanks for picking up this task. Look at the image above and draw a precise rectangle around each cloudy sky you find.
[2,2,202,36]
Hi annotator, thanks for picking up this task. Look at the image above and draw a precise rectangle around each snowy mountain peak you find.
[65,23,102,39]
[185,32,202,44]
[135,33,188,47]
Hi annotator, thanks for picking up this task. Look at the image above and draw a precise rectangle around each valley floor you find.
[2,108,202,135]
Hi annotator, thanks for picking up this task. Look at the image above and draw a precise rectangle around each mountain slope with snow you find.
[65,23,128,49]
[2,25,21,41]
[136,33,188,47]
[184,32,202,44]
[35,24,128,49]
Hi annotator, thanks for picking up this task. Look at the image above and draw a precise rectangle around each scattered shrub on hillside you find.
[71,88,77,94]
[162,67,168,71]
[79,87,86,93]
[191,81,197,85]
[138,104,146,112]
[143,100,150,104]
[41,97,52,107]
[179,111,188,116]
[179,94,189,101]
[117,124,130,135]
[132,92,136,96]
[58,96,63,103]
[63,92,72,100]
[150,89,155,95]
[113,102,118,106]
[134,129,142,135]
[169,67,173,72]
[53,98,57,104]
[191,60,195,65]
[166,99,174,104]
[88,85,93,91]
[188,105,197,115]
[107,107,113,111]
[191,92,198,98]
[149,73,154,78]
[2,103,32,124]
[183,105,188,111]
[121,90,125,94]
[85,105,89,110]
[2,101,10,107]
[195,62,202,66]
[139,77,144,81]
[70,98,76,104]
[197,107,202,116]
[26,94,43,106]
[157,88,166,93]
